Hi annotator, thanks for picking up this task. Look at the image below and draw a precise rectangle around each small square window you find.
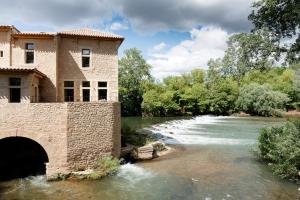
[64,81,74,87]
[64,89,74,102]
[82,49,90,55]
[98,82,107,87]
[98,89,107,100]
[9,78,21,86]
[82,89,90,102]
[82,57,90,68]
[0,51,3,57]
[25,52,34,64]
[82,81,90,87]
[25,43,34,50]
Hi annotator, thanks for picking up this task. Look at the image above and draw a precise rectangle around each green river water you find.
[0,116,298,200]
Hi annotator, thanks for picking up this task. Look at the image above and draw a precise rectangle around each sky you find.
[0,0,254,79]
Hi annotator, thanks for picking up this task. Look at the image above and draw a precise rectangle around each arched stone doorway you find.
[0,137,49,181]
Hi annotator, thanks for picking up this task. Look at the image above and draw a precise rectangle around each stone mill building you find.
[0,25,123,180]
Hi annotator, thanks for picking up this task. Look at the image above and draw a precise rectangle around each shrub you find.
[122,125,156,146]
[236,83,290,116]
[257,119,300,180]
[87,156,120,180]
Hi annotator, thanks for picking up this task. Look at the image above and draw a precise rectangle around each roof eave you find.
[58,33,124,41]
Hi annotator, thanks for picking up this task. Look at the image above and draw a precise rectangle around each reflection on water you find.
[0,116,298,200]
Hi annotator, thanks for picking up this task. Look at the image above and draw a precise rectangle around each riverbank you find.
[1,116,298,199]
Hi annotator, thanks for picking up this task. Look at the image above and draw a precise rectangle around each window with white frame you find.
[9,77,21,103]
[64,81,74,102]
[98,81,107,101]
[82,49,91,68]
[25,43,34,64]
[0,50,3,57]
[82,81,90,102]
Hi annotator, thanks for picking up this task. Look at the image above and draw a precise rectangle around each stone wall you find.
[66,102,121,170]
[0,102,121,178]
[57,37,119,102]
[0,30,11,66]
[12,38,57,102]
[0,72,42,104]
[0,72,32,104]
[0,103,69,177]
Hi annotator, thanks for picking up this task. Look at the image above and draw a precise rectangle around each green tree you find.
[222,32,278,83]
[236,83,290,116]
[241,68,296,100]
[119,48,152,116]
[249,0,300,63]
[207,78,239,115]
[207,58,223,84]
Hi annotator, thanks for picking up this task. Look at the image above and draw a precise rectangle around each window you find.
[9,78,21,103]
[82,81,90,102]
[64,81,74,102]
[98,81,107,101]
[25,43,34,64]
[0,51,3,57]
[82,49,91,68]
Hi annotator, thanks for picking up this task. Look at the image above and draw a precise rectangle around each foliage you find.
[222,32,279,82]
[207,78,239,115]
[208,32,279,83]
[241,68,296,101]
[142,69,209,116]
[257,119,300,180]
[87,156,120,180]
[122,125,156,146]
[236,83,290,116]
[249,0,300,63]
[119,48,153,116]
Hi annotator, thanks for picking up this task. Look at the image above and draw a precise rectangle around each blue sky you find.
[0,0,253,79]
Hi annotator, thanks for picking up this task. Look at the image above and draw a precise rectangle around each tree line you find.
[119,0,300,117]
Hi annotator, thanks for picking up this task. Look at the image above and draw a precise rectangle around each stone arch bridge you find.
[0,102,121,179]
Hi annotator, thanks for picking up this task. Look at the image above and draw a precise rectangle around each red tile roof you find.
[1,25,124,40]
[0,66,46,77]
[58,28,124,40]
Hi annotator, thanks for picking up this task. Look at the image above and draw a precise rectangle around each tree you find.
[222,32,279,83]
[249,0,300,63]
[241,68,296,101]
[236,83,290,116]
[119,48,152,116]
[207,58,223,84]
[207,78,239,115]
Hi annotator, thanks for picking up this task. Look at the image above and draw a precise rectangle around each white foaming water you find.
[146,115,254,145]
[26,175,49,188]
[117,163,154,182]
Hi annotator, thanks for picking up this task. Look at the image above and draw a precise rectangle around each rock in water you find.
[132,145,154,160]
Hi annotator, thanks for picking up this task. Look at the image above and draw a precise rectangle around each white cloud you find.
[110,22,129,31]
[147,26,231,80]
[151,42,167,53]
[0,0,253,33]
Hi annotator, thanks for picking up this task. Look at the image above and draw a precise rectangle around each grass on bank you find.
[86,156,121,180]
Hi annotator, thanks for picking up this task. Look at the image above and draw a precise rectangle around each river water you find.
[0,116,298,200]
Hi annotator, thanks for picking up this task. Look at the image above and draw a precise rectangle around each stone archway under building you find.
[0,136,49,181]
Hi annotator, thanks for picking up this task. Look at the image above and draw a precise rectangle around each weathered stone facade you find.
[0,25,123,178]
[0,102,121,178]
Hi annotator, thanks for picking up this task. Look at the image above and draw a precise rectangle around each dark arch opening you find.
[0,137,49,181]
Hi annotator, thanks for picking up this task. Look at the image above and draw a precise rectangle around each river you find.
[0,116,298,200]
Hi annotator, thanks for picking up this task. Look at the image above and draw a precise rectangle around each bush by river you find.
[257,118,300,181]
